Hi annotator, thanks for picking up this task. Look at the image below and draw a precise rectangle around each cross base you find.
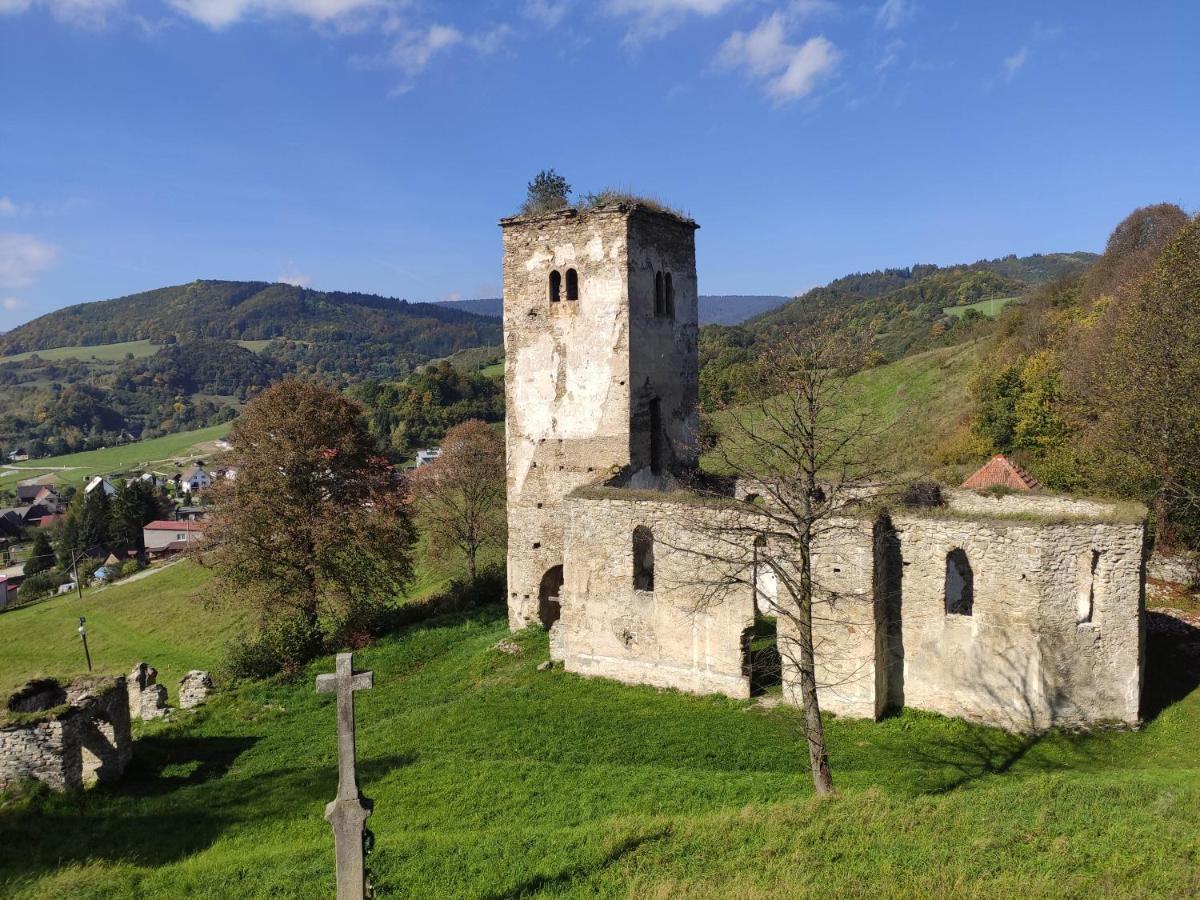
[325,795,373,900]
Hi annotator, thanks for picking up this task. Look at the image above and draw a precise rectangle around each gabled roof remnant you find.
[961,454,1043,491]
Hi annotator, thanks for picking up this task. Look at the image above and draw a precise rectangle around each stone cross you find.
[315,652,374,900]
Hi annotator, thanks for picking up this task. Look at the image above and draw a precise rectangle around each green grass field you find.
[0,423,232,489]
[943,296,1019,319]
[1,339,277,365]
[0,562,246,701]
[0,340,162,364]
[0,556,1197,898]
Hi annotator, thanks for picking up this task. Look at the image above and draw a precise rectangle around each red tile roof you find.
[961,454,1043,491]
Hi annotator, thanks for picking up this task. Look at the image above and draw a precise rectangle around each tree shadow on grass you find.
[478,828,671,900]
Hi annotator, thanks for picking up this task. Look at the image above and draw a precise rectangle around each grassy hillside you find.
[943,296,1019,319]
[0,422,231,491]
[702,342,980,478]
[0,561,245,700]
[0,340,162,364]
[1,597,1196,897]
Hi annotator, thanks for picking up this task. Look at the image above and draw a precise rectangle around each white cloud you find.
[276,265,311,287]
[608,0,741,43]
[875,0,912,30]
[521,0,568,28]
[1002,46,1028,81]
[719,12,840,103]
[469,23,514,56]
[2,297,27,312]
[0,0,121,27]
[0,234,57,288]
[388,23,463,74]
[166,0,382,29]
[875,38,903,71]
[0,197,21,216]
[439,291,462,302]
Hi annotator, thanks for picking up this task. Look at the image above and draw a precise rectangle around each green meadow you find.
[943,296,1020,319]
[1,423,232,490]
[0,559,1197,898]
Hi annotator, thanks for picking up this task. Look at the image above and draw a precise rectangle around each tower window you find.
[549,270,561,303]
[565,268,578,301]
[664,272,675,318]
[649,396,664,475]
[633,526,654,592]
[654,271,665,316]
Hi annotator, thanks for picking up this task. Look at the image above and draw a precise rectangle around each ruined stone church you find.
[500,201,1145,731]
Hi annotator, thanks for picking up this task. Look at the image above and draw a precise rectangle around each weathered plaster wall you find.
[560,493,754,698]
[881,514,1144,729]
[501,205,699,628]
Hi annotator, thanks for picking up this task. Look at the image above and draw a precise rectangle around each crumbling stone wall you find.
[501,203,699,629]
[1,676,132,791]
[560,491,754,698]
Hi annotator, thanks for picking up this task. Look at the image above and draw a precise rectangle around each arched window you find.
[565,268,578,301]
[664,272,675,318]
[633,526,654,591]
[549,270,561,303]
[654,271,665,316]
[538,565,564,628]
[944,548,974,616]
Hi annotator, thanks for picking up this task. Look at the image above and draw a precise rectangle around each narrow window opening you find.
[549,270,561,303]
[944,548,974,616]
[664,272,675,318]
[742,616,781,696]
[1077,550,1100,624]
[654,271,665,316]
[565,268,578,301]
[649,397,664,475]
[633,526,654,591]
[538,565,564,629]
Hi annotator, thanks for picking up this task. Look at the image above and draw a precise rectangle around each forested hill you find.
[743,251,1096,358]
[436,295,791,325]
[0,280,501,366]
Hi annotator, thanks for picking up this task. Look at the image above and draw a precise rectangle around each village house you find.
[180,465,212,494]
[142,519,207,555]
[414,448,441,467]
[84,476,117,497]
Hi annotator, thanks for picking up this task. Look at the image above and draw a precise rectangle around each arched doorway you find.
[538,565,564,628]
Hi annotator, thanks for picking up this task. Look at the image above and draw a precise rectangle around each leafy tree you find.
[206,379,417,669]
[23,530,54,577]
[1075,215,1200,544]
[409,419,506,582]
[522,169,571,214]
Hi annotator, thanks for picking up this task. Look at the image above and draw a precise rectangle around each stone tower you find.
[500,201,700,630]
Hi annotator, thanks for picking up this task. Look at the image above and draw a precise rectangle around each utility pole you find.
[71,550,83,601]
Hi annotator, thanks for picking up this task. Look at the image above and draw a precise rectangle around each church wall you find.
[559,493,754,698]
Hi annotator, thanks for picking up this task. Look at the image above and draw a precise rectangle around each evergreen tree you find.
[23,530,54,577]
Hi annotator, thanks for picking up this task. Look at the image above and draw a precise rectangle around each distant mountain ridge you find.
[0,280,500,364]
[437,295,791,325]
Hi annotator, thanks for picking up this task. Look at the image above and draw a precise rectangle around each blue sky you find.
[1,0,1197,327]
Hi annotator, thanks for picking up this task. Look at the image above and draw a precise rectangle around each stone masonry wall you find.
[1,676,132,791]
[561,492,754,698]
[501,205,699,629]
[883,514,1144,729]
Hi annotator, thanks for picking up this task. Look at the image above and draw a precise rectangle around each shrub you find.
[119,559,141,578]
[981,484,1015,498]
[16,571,64,603]
[900,480,945,508]
[225,614,325,681]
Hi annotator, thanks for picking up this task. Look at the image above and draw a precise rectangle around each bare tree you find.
[409,419,506,583]
[670,327,890,795]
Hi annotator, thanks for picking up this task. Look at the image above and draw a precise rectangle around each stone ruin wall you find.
[0,677,133,792]
[501,206,699,629]
[559,492,754,698]
[557,487,1145,731]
